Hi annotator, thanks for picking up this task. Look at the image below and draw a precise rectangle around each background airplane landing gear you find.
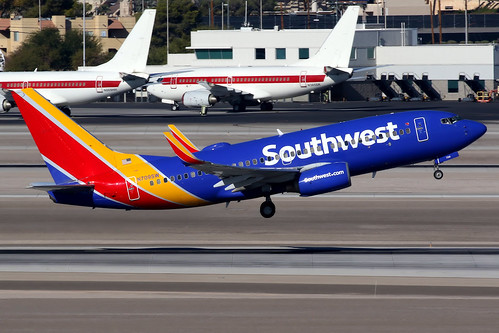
[200,106,207,116]
[260,102,273,111]
[171,102,179,111]
[260,198,275,218]
[60,106,71,116]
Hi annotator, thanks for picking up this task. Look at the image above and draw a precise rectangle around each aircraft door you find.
[126,177,140,201]
[414,117,429,142]
[300,71,307,88]
[170,75,177,89]
[96,76,103,93]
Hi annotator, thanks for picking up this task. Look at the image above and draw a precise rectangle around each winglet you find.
[164,132,203,164]
[168,125,199,153]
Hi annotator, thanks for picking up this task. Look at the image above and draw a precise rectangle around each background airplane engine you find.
[0,96,12,113]
[182,91,218,107]
[297,163,351,196]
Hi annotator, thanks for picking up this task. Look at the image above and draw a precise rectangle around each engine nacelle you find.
[297,163,351,196]
[182,90,218,108]
[0,96,12,113]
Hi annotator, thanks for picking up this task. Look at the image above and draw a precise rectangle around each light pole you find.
[82,0,86,67]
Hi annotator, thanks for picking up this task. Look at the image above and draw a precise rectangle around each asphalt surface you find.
[1,100,499,332]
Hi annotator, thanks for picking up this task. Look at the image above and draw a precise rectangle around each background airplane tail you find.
[297,6,359,69]
[12,89,122,185]
[90,9,156,73]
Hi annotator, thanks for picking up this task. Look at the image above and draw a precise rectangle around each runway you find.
[1,101,499,332]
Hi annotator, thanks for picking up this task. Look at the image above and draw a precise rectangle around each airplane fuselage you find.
[40,110,486,210]
[149,66,349,103]
[0,71,145,106]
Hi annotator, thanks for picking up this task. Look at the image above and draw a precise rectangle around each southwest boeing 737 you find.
[13,88,486,218]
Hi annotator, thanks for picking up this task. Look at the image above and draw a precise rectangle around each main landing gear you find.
[260,196,276,218]
[260,102,273,111]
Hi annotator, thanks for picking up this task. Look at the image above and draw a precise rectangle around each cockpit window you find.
[441,115,462,125]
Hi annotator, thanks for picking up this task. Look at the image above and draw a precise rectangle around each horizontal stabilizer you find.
[30,182,94,192]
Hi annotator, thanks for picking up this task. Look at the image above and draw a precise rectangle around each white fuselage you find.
[148,66,350,103]
[0,71,144,106]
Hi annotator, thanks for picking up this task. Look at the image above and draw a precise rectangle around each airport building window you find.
[255,48,266,60]
[350,47,357,60]
[299,48,309,59]
[448,80,459,93]
[195,49,233,60]
[13,31,19,42]
[276,48,286,59]
[367,47,375,60]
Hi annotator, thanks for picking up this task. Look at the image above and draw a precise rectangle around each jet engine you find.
[182,90,218,108]
[296,162,351,196]
[0,96,12,113]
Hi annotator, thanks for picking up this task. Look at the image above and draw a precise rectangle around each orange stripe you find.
[164,133,202,164]
[168,125,199,153]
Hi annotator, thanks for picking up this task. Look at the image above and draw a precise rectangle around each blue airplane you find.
[13,88,486,218]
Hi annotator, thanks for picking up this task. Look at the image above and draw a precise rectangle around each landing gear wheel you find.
[433,169,444,180]
[171,103,179,111]
[260,201,276,218]
[232,104,246,112]
[60,106,71,117]
[260,102,273,111]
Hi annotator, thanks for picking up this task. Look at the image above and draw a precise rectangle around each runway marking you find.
[2,194,499,199]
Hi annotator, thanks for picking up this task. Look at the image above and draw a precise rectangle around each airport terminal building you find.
[163,25,499,101]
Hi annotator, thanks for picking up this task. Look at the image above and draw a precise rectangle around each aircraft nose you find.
[463,120,487,142]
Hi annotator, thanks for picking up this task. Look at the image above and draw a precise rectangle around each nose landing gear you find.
[433,163,444,180]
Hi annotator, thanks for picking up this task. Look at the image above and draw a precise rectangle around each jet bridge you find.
[459,73,485,93]
[367,73,399,100]
[413,73,441,101]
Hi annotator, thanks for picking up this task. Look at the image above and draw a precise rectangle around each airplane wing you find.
[197,81,272,102]
[30,182,95,192]
[164,128,299,192]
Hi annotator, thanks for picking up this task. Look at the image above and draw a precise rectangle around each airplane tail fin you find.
[297,6,359,69]
[12,88,124,185]
[91,9,156,73]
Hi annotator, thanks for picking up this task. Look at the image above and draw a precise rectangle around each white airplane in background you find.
[0,9,156,116]
[147,6,359,116]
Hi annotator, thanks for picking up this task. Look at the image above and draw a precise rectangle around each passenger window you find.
[184,173,189,179]
[260,157,265,163]
[177,175,182,181]
[252,159,257,165]
[170,176,175,182]
[297,150,302,156]
[406,128,411,134]
[245,160,250,166]
[198,170,202,176]
[191,171,196,178]
[329,143,335,149]
[157,179,161,185]
[399,129,404,135]
[150,180,154,186]
[238,161,244,167]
